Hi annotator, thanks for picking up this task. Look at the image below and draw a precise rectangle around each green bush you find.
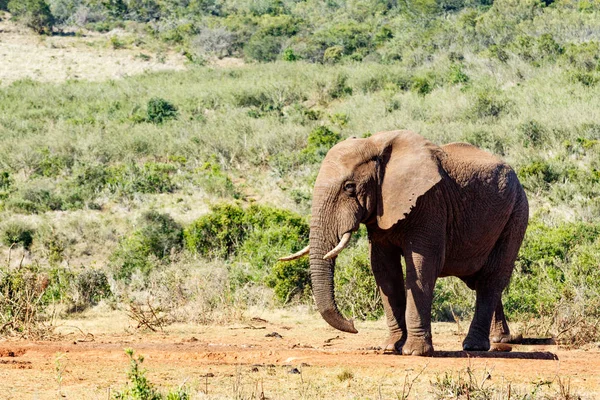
[146,98,178,124]
[195,162,238,198]
[301,126,341,162]
[517,160,559,185]
[267,258,310,303]
[244,32,282,62]
[106,162,178,196]
[505,220,600,318]
[0,171,13,199]
[323,45,344,64]
[432,277,475,322]
[1,221,35,250]
[447,64,469,85]
[324,73,353,99]
[411,74,435,95]
[184,203,308,267]
[113,349,163,400]
[6,182,65,213]
[281,48,297,61]
[72,269,111,308]
[462,130,506,155]
[469,90,508,119]
[111,211,183,280]
[518,120,546,147]
[8,0,54,34]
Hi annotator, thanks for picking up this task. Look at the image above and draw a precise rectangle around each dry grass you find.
[0,18,186,85]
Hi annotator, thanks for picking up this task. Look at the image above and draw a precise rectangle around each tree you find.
[8,0,55,34]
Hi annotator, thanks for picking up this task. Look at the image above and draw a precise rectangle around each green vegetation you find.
[1,0,600,344]
[113,349,189,400]
[8,0,54,34]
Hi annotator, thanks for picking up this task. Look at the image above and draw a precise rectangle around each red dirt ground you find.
[1,310,599,399]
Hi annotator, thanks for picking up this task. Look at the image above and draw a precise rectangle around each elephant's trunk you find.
[309,224,357,334]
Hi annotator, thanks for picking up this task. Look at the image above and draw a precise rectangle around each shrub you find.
[146,98,178,124]
[6,182,65,213]
[323,73,352,99]
[8,0,54,34]
[192,27,235,58]
[411,74,435,95]
[281,48,297,61]
[195,162,238,198]
[106,162,178,196]
[323,45,344,64]
[517,160,559,185]
[518,120,546,147]
[113,349,163,400]
[462,130,506,155]
[301,126,341,162]
[1,221,35,250]
[266,258,310,303]
[244,32,282,62]
[469,90,508,119]
[447,64,469,85]
[72,269,111,309]
[0,265,51,338]
[569,71,599,87]
[111,211,183,280]
[0,170,13,198]
[184,203,308,266]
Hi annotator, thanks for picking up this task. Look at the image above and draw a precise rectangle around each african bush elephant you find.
[281,130,528,356]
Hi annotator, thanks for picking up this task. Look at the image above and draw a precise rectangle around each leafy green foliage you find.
[267,258,310,303]
[1,221,35,250]
[146,98,178,124]
[301,126,341,162]
[113,349,163,400]
[8,0,54,34]
[184,203,308,266]
[111,211,183,280]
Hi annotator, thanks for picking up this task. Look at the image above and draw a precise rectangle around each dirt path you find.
[1,309,599,399]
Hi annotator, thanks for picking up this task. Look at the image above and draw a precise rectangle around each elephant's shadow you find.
[431,350,558,360]
[384,338,559,360]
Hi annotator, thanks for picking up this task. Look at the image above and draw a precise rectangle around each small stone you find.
[288,368,301,374]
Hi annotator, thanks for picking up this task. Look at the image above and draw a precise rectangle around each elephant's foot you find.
[382,330,406,353]
[462,335,490,352]
[402,335,434,356]
[490,332,523,344]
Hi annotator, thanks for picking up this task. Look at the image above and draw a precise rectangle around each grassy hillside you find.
[1,0,600,343]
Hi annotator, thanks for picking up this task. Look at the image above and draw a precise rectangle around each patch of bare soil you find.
[0,17,186,84]
[1,309,599,399]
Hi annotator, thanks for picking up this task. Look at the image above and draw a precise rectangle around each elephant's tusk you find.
[323,232,352,260]
[278,245,310,261]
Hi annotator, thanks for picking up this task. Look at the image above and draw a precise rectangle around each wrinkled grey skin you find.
[309,130,528,356]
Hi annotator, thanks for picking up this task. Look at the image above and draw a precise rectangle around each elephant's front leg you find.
[370,242,406,352]
[402,248,443,356]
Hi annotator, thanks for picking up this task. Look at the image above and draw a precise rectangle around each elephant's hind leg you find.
[490,301,523,344]
[464,206,527,351]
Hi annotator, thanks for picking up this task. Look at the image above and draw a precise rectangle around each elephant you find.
[280,130,528,356]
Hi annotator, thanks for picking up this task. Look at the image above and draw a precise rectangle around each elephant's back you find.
[440,142,520,199]
[441,142,503,165]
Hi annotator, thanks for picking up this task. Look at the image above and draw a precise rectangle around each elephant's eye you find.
[344,182,356,195]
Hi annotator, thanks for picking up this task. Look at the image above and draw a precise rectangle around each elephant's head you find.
[281,130,444,333]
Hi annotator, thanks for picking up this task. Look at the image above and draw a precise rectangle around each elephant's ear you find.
[371,130,445,230]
